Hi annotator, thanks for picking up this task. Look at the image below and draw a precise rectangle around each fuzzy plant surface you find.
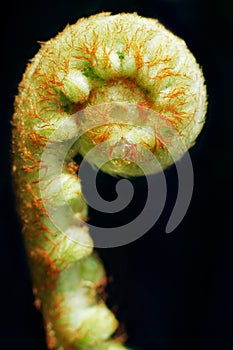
[12,12,207,350]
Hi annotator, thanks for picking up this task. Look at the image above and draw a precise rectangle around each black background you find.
[1,0,233,349]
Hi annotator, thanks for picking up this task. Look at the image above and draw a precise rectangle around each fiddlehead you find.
[12,12,207,350]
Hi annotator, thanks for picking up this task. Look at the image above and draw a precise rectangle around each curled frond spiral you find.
[12,12,207,350]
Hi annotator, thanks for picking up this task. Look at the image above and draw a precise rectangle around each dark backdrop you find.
[1,0,233,349]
